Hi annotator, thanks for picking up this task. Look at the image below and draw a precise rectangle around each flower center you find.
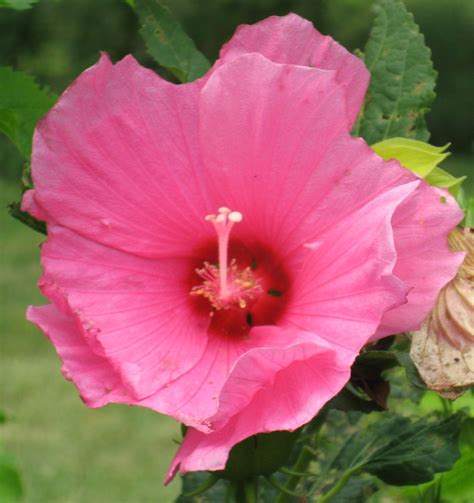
[191,207,263,310]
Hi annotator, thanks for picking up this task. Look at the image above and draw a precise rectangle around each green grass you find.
[1,180,181,502]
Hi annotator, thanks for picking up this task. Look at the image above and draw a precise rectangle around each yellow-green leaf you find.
[371,137,466,196]
[426,167,467,197]
[371,137,449,177]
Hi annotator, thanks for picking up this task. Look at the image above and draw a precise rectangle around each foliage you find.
[133,0,210,82]
[0,67,55,233]
[331,412,463,486]
[372,137,466,196]
[354,0,437,144]
[463,197,474,227]
[0,66,56,158]
[371,138,449,178]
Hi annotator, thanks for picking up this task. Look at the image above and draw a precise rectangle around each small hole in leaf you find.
[246,312,253,326]
[440,196,447,204]
[250,258,257,270]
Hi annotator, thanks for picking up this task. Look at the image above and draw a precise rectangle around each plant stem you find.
[243,478,258,503]
[182,473,219,497]
[275,411,327,503]
[274,445,314,503]
[318,467,357,503]
[233,478,258,503]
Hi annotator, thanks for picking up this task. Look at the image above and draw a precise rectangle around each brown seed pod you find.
[410,227,474,399]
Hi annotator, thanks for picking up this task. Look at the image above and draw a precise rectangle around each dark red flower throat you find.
[189,208,291,338]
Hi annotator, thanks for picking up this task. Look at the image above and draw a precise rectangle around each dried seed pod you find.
[410,227,474,399]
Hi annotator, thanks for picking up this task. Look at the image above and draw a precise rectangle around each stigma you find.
[191,208,262,310]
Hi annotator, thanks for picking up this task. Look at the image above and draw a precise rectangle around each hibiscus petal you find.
[138,324,325,430]
[167,326,353,480]
[199,53,349,251]
[27,304,130,408]
[218,13,369,127]
[39,225,209,399]
[24,53,212,258]
[284,182,419,351]
[375,185,465,338]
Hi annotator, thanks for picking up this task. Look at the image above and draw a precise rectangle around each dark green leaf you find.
[350,350,400,409]
[328,476,377,503]
[133,0,210,82]
[328,387,383,414]
[7,161,46,234]
[394,350,426,389]
[334,412,464,486]
[176,472,228,502]
[218,430,299,481]
[354,0,436,143]
[8,201,46,235]
[0,66,56,158]
[354,350,398,371]
[401,418,474,503]
[7,160,46,234]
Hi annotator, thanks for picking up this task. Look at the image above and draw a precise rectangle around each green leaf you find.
[371,137,466,196]
[176,472,228,502]
[354,0,436,143]
[371,137,449,178]
[7,162,46,235]
[401,418,474,503]
[425,167,467,197]
[133,0,210,82]
[8,201,46,235]
[0,452,22,503]
[393,350,426,390]
[0,66,56,158]
[465,199,474,226]
[334,412,464,486]
[328,387,383,414]
[457,188,474,227]
[0,0,38,9]
[329,477,377,503]
[218,430,299,481]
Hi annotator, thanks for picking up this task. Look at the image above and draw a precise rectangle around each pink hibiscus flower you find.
[23,14,463,480]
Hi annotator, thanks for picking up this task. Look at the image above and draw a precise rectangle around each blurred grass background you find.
[0,0,473,502]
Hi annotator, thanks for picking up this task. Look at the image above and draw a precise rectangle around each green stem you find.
[275,412,327,503]
[233,478,258,503]
[182,473,219,497]
[438,395,453,417]
[243,478,258,503]
[318,467,357,503]
[267,475,305,499]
